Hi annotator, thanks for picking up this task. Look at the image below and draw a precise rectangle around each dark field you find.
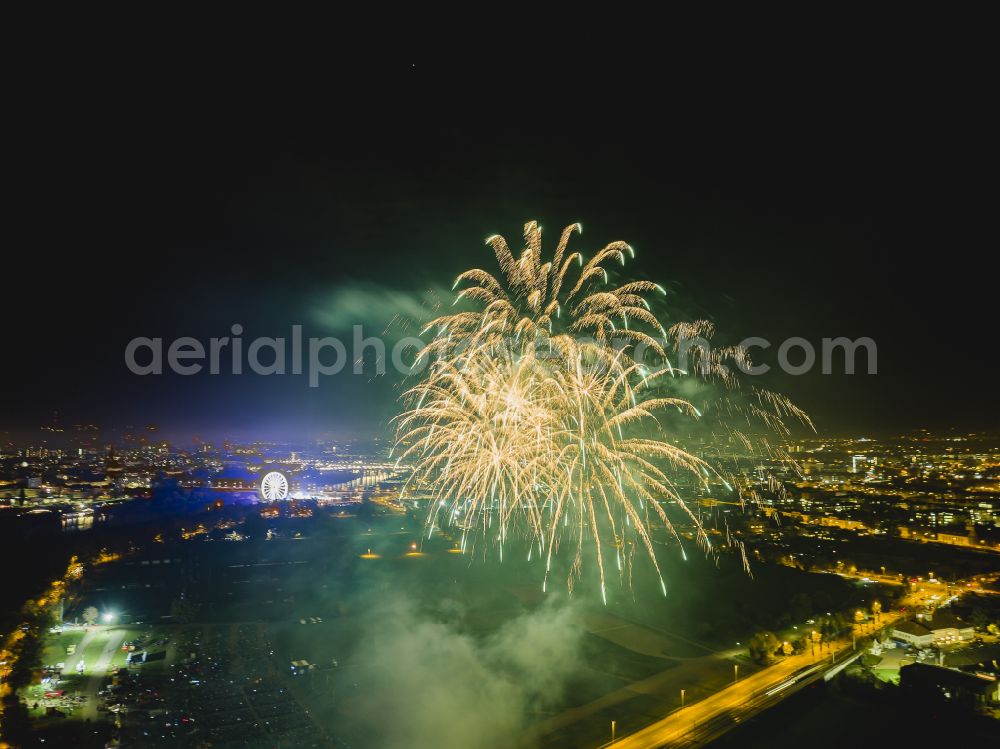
[42,511,899,747]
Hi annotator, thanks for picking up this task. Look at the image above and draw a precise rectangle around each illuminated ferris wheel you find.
[259,470,290,501]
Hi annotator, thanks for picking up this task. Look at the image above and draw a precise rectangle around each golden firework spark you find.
[394,222,810,600]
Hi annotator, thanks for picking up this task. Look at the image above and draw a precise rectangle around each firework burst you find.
[394,221,811,599]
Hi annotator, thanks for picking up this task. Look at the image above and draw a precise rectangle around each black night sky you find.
[7,61,996,442]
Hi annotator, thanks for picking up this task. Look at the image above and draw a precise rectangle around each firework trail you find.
[394,222,811,599]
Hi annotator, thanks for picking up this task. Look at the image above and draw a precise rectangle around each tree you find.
[883,585,905,605]
[748,631,780,664]
[0,695,32,746]
[820,613,849,640]
[82,605,98,625]
[968,607,989,630]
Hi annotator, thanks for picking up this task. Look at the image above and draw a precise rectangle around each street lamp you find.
[681,688,686,707]
[102,612,116,624]
[734,664,739,683]
[611,720,616,744]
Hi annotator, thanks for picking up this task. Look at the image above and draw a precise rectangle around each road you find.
[80,627,126,719]
[607,644,843,748]
[50,625,128,720]
[608,573,979,747]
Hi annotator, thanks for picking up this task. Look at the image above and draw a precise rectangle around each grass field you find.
[25,624,165,724]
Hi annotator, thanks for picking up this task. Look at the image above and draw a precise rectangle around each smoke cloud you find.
[310,282,449,340]
[338,595,584,749]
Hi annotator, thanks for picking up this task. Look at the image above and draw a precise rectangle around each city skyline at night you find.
[3,51,998,749]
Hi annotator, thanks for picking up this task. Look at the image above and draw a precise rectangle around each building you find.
[900,663,998,706]
[892,610,975,647]
[936,529,972,546]
[924,610,975,643]
[892,620,934,647]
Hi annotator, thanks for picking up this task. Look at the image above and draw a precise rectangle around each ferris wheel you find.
[259,470,290,501]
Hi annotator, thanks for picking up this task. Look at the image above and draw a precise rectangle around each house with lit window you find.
[924,610,975,642]
[892,610,975,647]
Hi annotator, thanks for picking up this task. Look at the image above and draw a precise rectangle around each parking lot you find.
[114,623,334,748]
[26,624,148,720]
[869,633,1000,684]
[25,620,335,747]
